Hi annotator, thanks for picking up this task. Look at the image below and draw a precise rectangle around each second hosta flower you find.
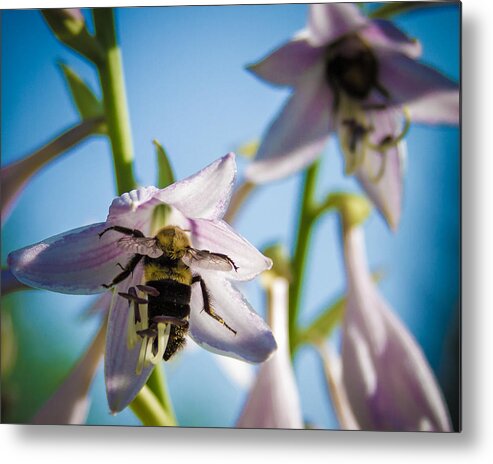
[341,225,451,431]
[8,153,277,413]
[246,3,459,229]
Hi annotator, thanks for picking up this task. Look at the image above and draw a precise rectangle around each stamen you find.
[135,336,149,375]
[364,107,411,184]
[369,151,388,184]
[126,303,138,350]
[336,93,373,175]
[146,323,171,364]
[367,107,411,152]
[118,291,148,305]
[126,286,149,352]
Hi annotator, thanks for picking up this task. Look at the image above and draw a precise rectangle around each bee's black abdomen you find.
[163,325,187,361]
[145,278,191,361]
[146,279,191,320]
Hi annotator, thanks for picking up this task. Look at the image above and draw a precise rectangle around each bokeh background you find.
[1,3,460,429]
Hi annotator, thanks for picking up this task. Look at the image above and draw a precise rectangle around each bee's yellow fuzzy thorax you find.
[155,226,191,260]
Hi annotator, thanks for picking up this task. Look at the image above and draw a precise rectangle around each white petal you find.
[156,153,236,220]
[248,31,324,87]
[8,223,136,295]
[237,278,303,428]
[376,51,459,125]
[190,218,272,281]
[104,265,154,413]
[307,3,367,47]
[354,107,405,230]
[107,186,161,234]
[246,64,332,184]
[359,19,422,58]
[189,275,276,363]
[341,227,452,431]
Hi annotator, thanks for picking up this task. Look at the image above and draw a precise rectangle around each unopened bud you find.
[261,243,292,285]
[43,9,85,40]
[327,192,372,230]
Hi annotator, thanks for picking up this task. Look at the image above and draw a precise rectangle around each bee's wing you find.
[183,248,237,272]
[116,236,163,258]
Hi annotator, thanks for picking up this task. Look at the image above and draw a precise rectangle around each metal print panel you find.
[1,2,460,431]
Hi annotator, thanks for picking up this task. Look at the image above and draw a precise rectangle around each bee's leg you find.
[192,275,237,335]
[99,225,145,239]
[102,254,143,289]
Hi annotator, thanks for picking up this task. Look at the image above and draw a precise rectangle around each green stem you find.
[288,159,321,354]
[146,363,177,423]
[369,2,438,19]
[93,8,136,195]
[130,385,176,426]
[42,10,105,64]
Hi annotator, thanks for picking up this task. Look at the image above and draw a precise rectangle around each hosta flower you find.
[340,225,451,431]
[318,343,359,430]
[246,3,459,229]
[8,153,276,413]
[237,276,303,429]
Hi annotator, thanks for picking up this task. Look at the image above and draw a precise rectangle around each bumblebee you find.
[99,225,237,366]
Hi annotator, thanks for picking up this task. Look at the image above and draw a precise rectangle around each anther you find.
[136,284,160,297]
[136,327,157,338]
[118,291,148,305]
[152,315,188,327]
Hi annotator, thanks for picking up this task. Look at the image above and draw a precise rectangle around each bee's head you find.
[155,226,191,260]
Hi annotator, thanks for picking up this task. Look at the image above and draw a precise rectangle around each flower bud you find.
[42,9,85,40]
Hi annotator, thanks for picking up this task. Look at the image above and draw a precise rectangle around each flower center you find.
[123,288,171,374]
[336,95,411,181]
[326,35,379,101]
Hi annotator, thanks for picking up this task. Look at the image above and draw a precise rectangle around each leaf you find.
[59,63,103,120]
[296,296,346,348]
[153,139,175,188]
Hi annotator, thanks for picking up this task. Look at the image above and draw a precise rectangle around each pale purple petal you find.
[355,107,405,230]
[8,223,135,295]
[156,153,236,220]
[190,218,272,281]
[189,275,276,363]
[106,154,236,228]
[307,3,367,47]
[360,19,422,58]
[248,32,324,87]
[106,186,161,234]
[245,65,332,184]
[105,265,154,413]
[318,343,360,430]
[32,319,106,425]
[237,278,302,429]
[341,228,452,431]
[377,52,459,124]
[406,91,460,125]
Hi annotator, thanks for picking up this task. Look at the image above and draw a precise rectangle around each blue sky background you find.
[1,3,459,428]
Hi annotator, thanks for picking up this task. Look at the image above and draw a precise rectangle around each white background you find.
[1,0,491,463]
